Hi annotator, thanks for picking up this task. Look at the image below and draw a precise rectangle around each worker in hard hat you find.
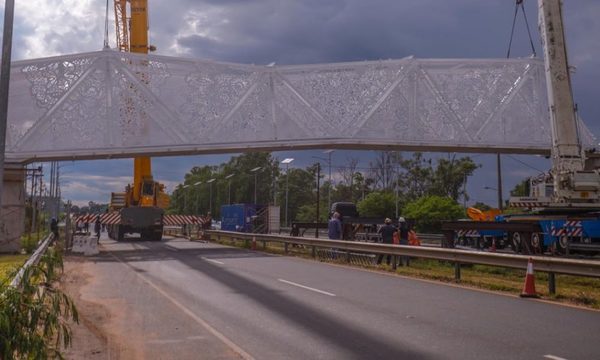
[376,218,396,265]
[398,217,410,266]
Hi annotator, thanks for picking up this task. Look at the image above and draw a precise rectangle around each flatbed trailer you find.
[442,215,600,255]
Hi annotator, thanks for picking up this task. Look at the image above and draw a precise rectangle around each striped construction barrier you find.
[551,221,583,237]
[457,229,480,237]
[73,213,204,226]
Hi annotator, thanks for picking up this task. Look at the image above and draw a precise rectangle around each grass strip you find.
[0,254,28,282]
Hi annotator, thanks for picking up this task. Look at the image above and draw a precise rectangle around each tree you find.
[510,179,531,197]
[277,167,319,223]
[472,202,492,211]
[368,151,402,191]
[337,157,361,202]
[397,153,434,203]
[403,195,464,233]
[170,152,280,217]
[357,191,396,218]
[430,155,479,202]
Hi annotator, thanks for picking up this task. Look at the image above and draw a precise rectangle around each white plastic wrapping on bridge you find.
[5,49,595,162]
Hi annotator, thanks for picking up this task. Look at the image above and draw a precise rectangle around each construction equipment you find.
[443,0,600,255]
[107,0,168,241]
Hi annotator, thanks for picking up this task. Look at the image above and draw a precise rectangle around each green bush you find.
[403,195,464,233]
[357,191,396,218]
[0,247,78,359]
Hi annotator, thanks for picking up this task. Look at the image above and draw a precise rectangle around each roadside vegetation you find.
[161,151,478,222]
[0,242,78,359]
[211,234,600,310]
[0,255,28,282]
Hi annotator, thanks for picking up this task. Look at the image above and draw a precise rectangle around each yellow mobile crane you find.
[108,0,169,241]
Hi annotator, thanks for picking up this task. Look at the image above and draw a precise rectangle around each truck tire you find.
[510,232,533,254]
[555,236,569,254]
[531,233,544,254]
[510,232,522,254]
[117,226,124,242]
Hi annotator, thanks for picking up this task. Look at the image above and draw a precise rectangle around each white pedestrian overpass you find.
[6,49,595,164]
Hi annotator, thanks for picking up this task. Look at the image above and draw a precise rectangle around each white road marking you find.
[278,279,336,297]
[109,253,254,360]
[201,257,224,265]
[544,355,568,360]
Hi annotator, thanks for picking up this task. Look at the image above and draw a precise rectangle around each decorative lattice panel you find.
[5,49,594,162]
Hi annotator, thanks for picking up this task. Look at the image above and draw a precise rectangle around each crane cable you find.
[103,0,110,48]
[506,0,537,58]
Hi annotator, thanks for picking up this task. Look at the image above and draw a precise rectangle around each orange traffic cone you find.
[520,257,539,298]
[251,236,257,250]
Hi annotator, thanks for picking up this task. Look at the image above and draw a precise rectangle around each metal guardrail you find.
[10,233,55,287]
[206,230,600,278]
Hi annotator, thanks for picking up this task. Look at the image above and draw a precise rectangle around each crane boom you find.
[114,0,128,52]
[511,0,600,207]
[108,0,168,241]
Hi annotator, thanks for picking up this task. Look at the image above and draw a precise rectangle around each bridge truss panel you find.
[5,49,595,163]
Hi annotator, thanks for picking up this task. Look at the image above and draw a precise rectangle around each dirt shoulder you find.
[59,250,245,360]
[59,256,137,359]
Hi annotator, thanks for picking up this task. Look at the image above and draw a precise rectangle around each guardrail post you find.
[346,250,351,263]
[245,239,249,248]
[443,230,455,248]
[392,255,397,270]
[454,262,461,283]
[263,240,267,250]
[548,272,556,295]
[284,242,289,254]
[312,245,316,258]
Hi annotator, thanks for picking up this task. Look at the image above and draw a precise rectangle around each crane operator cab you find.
[139,179,156,207]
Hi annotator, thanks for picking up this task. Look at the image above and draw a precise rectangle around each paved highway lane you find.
[72,236,600,359]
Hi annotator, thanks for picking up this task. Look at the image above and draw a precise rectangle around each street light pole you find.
[225,174,234,205]
[281,158,294,226]
[323,150,334,212]
[193,181,202,214]
[497,153,503,210]
[250,167,261,205]
[0,0,16,209]
[182,184,189,214]
[315,163,321,239]
[207,178,216,214]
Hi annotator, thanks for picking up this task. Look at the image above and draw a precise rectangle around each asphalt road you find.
[76,234,600,360]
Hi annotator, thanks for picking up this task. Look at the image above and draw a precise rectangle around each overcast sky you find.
[1,0,598,207]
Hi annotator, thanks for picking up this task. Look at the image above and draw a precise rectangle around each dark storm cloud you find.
[148,0,598,134]
[168,0,523,64]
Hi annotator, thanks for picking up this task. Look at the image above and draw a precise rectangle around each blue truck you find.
[221,204,258,232]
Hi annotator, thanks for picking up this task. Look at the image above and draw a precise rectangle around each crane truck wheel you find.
[509,232,522,254]
[510,232,533,254]
[117,226,125,242]
[555,236,569,254]
[531,233,544,254]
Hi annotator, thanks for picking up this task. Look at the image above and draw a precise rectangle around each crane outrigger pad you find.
[5,49,595,163]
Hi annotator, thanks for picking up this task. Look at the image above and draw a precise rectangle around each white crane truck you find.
[442,0,600,255]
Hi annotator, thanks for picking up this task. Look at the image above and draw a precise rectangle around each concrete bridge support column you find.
[0,163,25,252]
